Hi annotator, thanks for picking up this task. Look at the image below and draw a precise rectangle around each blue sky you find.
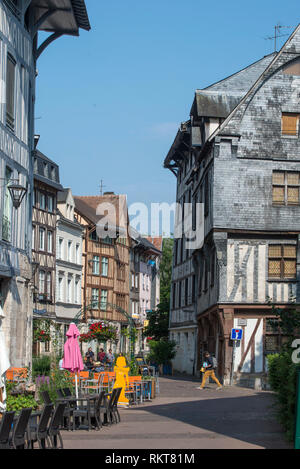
[35,0,300,211]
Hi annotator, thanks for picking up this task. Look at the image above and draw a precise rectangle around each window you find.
[92,255,100,275]
[185,278,189,306]
[39,270,45,294]
[204,174,209,217]
[46,272,51,300]
[68,241,72,262]
[172,283,176,309]
[58,238,63,259]
[101,257,108,277]
[116,293,125,311]
[67,277,72,303]
[268,245,297,280]
[192,275,196,303]
[39,228,45,251]
[2,167,12,242]
[48,195,54,213]
[39,192,46,210]
[100,290,108,311]
[135,273,139,289]
[281,113,300,137]
[58,276,63,302]
[75,278,80,304]
[47,231,53,253]
[272,171,300,206]
[76,244,80,264]
[91,288,99,308]
[178,281,182,308]
[6,54,16,131]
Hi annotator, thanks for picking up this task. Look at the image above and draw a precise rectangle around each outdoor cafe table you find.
[55,393,100,431]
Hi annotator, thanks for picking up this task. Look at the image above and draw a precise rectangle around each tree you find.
[147,339,177,366]
[159,238,174,306]
[144,238,174,340]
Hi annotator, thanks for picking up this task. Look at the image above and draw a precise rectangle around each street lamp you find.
[0,178,28,209]
[7,181,27,209]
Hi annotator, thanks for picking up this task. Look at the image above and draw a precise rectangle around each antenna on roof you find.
[265,23,294,52]
[99,180,106,196]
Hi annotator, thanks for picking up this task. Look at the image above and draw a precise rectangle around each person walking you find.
[197,351,222,390]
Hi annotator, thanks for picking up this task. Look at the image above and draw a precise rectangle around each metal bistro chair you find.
[76,390,106,430]
[0,411,15,449]
[47,403,66,449]
[110,387,122,424]
[28,404,53,449]
[41,390,52,405]
[11,408,32,449]
[105,388,119,425]
[56,389,74,431]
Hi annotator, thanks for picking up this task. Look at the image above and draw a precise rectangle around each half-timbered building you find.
[164,25,300,388]
[130,234,162,353]
[32,149,62,355]
[74,193,131,355]
[0,0,90,366]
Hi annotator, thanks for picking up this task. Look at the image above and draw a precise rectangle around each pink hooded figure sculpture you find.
[62,323,84,397]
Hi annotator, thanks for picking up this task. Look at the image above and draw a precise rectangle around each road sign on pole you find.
[231,328,243,341]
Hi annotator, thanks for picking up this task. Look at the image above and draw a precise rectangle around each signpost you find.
[230,328,243,386]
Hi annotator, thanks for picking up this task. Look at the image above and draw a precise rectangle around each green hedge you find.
[267,351,297,441]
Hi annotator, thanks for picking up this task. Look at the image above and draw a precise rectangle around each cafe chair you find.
[47,403,66,449]
[0,411,15,449]
[28,404,53,449]
[11,408,32,449]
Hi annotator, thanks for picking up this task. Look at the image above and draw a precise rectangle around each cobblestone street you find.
[63,376,292,449]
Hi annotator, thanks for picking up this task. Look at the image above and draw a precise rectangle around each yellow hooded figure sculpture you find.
[113,356,130,406]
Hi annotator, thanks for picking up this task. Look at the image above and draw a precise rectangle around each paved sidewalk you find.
[62,376,292,449]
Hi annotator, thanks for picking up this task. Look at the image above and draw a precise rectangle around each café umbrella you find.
[62,322,84,398]
[0,305,10,412]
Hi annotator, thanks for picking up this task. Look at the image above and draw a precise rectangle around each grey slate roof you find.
[205,53,276,93]
[33,149,63,191]
[195,90,243,118]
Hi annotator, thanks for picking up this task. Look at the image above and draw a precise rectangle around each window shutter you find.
[282,113,299,136]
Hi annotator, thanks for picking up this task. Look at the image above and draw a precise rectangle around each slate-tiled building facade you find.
[165,25,300,387]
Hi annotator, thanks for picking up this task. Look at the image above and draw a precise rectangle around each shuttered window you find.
[6,54,16,132]
[268,244,297,279]
[281,113,300,136]
[272,171,300,206]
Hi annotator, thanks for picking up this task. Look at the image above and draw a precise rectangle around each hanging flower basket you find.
[33,329,51,343]
[79,321,118,344]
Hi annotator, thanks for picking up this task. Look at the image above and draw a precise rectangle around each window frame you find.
[281,112,300,138]
[272,171,300,206]
[268,244,297,280]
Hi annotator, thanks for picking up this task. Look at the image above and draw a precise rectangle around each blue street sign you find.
[231,328,243,340]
